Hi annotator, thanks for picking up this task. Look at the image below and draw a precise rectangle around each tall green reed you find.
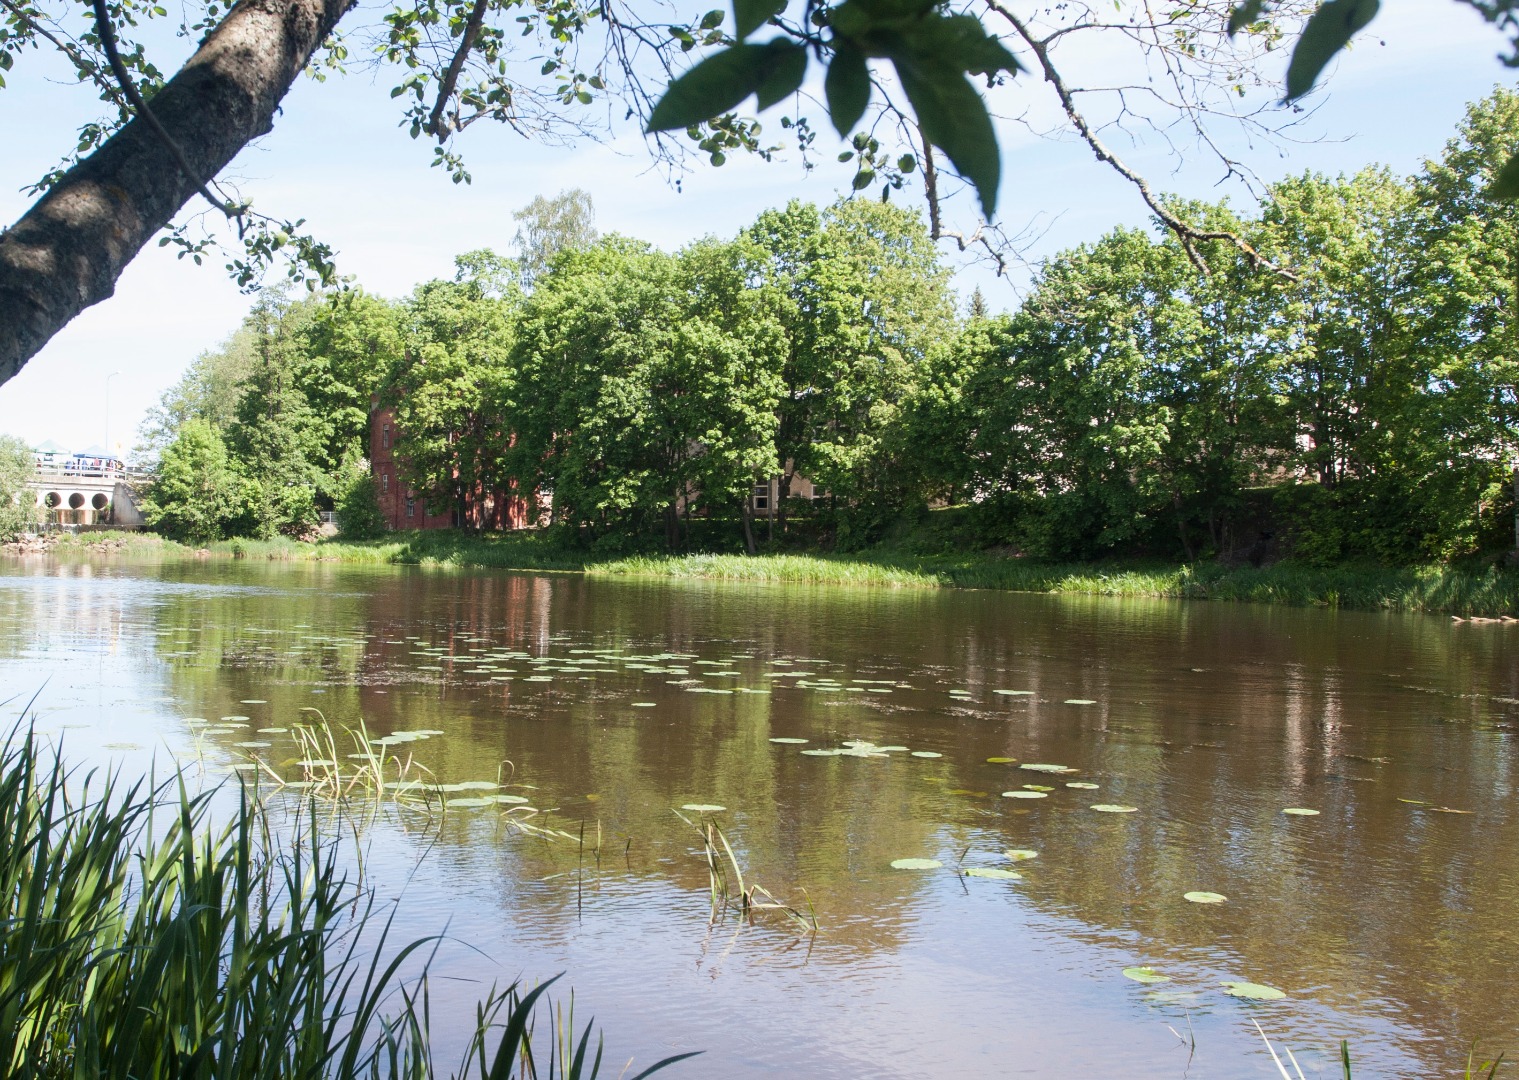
[0,727,695,1079]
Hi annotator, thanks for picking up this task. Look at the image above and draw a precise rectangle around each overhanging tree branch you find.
[988,0,1298,281]
[0,0,355,382]
[425,0,490,139]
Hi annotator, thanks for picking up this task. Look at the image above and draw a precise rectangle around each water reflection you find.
[0,557,1515,1077]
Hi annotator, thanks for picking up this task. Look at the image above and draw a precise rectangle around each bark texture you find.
[0,0,353,384]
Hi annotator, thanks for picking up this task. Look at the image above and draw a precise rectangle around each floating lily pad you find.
[1022,784,1055,792]
[946,789,987,797]
[1003,849,1039,861]
[681,804,726,813]
[1020,763,1073,774]
[1090,804,1138,813]
[1221,981,1286,1001]
[1184,891,1228,904]
[993,690,1033,696]
[493,794,531,805]
[1063,699,1096,705]
[769,737,809,744]
[964,867,1022,880]
[444,797,496,808]
[1282,807,1320,816]
[986,756,1017,764]
[631,702,657,708]
[233,741,272,749]
[239,700,267,705]
[801,748,843,756]
[437,780,498,792]
[1065,782,1100,790]
[1002,790,1048,799]
[890,858,942,870]
[1122,966,1171,985]
[910,751,943,758]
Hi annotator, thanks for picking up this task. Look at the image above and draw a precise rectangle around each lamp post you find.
[104,370,121,468]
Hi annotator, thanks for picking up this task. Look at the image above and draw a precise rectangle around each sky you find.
[0,0,1513,456]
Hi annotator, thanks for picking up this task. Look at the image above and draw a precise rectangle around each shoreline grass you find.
[17,529,1519,617]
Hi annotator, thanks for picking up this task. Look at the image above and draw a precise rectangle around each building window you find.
[382,472,389,494]
[752,482,770,511]
[382,423,391,449]
[405,497,415,518]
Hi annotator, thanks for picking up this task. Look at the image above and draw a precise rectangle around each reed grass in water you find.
[0,727,694,1079]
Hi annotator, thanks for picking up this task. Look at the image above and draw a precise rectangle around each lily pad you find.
[769,737,809,744]
[1221,981,1286,1001]
[1122,966,1171,985]
[1063,699,1096,705]
[239,700,267,705]
[800,748,843,757]
[1090,804,1138,813]
[910,751,943,759]
[1020,763,1073,774]
[1021,784,1055,792]
[993,690,1033,696]
[964,867,1022,880]
[1003,849,1039,861]
[1002,790,1048,799]
[1282,807,1320,816]
[890,858,943,870]
[493,794,531,805]
[681,804,726,813]
[631,702,657,708]
[1184,891,1228,904]
[444,797,497,808]
[986,756,1017,764]
[1065,781,1100,790]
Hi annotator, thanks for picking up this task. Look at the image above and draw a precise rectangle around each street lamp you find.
[104,370,121,468]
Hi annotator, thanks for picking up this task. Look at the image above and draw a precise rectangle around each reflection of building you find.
[27,441,146,526]
[368,404,539,532]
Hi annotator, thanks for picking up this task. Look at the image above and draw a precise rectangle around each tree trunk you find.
[776,470,794,535]
[740,497,757,555]
[0,0,354,383]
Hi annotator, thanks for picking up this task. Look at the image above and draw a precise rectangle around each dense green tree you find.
[512,190,599,291]
[0,435,36,539]
[137,328,258,464]
[389,252,522,527]
[138,419,248,543]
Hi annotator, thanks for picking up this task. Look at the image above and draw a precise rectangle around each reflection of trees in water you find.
[116,562,1519,1060]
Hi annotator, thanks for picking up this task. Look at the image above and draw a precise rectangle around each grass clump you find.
[0,727,692,1079]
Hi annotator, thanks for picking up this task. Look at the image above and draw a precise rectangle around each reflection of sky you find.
[0,558,1513,1077]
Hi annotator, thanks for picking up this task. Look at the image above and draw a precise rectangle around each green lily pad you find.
[1184,891,1228,904]
[444,797,496,808]
[1020,763,1073,774]
[964,867,1022,880]
[493,794,531,805]
[1122,966,1171,985]
[910,751,943,758]
[1002,790,1048,799]
[986,756,1017,764]
[1282,807,1320,816]
[681,804,726,813]
[437,780,499,792]
[801,748,843,756]
[890,858,943,870]
[769,737,809,744]
[993,690,1033,696]
[1221,981,1286,1001]
[1003,849,1039,861]
[1022,784,1055,792]
[1065,781,1100,789]
[631,702,657,708]
[233,741,272,749]
[1090,804,1138,813]
[1064,699,1096,705]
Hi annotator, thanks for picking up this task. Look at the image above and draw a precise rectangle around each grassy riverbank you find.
[24,529,1519,616]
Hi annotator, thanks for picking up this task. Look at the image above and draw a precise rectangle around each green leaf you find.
[1221,980,1287,1001]
[1284,0,1380,101]
[755,42,807,110]
[733,0,784,39]
[700,9,725,30]
[825,40,870,137]
[647,41,798,131]
[894,60,1000,217]
[1488,149,1519,200]
[1228,0,1268,36]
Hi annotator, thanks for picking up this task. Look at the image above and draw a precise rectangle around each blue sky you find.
[0,1,1512,455]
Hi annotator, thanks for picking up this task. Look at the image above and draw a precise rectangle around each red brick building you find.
[368,404,537,531]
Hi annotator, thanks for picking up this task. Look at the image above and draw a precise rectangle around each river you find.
[1,556,1515,1077]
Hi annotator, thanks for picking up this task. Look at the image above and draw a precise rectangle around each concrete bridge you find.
[27,463,149,526]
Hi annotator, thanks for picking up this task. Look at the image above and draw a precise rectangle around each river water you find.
[2,557,1515,1077]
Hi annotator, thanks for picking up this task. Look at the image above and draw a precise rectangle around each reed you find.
[672,810,818,934]
[0,727,694,1078]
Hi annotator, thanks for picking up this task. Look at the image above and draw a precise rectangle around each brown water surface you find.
[1,557,1516,1077]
